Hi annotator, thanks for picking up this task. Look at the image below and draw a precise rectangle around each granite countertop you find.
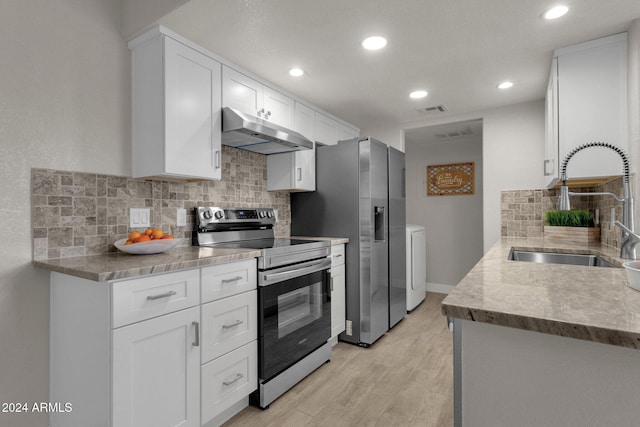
[291,236,350,245]
[442,237,640,349]
[33,246,262,282]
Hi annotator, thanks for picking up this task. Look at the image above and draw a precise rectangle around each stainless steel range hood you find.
[221,107,313,154]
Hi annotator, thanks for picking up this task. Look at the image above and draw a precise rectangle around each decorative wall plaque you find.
[427,162,474,196]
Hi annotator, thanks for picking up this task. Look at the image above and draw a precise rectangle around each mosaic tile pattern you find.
[32,146,291,260]
[500,178,626,249]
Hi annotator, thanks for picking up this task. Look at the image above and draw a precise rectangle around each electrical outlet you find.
[130,208,150,228]
[177,208,187,227]
[611,207,616,229]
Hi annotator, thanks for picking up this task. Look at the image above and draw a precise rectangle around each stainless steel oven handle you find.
[262,258,331,283]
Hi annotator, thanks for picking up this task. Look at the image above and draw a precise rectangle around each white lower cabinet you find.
[112,307,201,427]
[201,341,257,424]
[48,258,257,427]
[330,244,346,341]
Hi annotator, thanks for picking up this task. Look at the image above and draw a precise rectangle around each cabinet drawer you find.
[201,259,257,303]
[331,244,345,267]
[201,340,257,425]
[112,270,200,328]
[201,290,257,363]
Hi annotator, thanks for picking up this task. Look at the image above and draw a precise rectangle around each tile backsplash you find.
[32,146,290,260]
[500,177,626,249]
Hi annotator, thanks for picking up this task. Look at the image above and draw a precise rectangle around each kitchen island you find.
[442,237,640,427]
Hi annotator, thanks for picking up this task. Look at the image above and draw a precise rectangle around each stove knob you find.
[202,209,213,220]
[214,210,224,220]
[266,211,273,218]
[259,211,266,218]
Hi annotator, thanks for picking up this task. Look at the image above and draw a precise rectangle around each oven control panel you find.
[195,207,276,229]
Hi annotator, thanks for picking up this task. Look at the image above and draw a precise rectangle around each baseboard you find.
[427,282,455,294]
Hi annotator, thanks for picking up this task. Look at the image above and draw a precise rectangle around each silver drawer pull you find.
[223,373,244,386]
[222,320,244,329]
[146,290,177,300]
[192,321,200,347]
[221,276,243,284]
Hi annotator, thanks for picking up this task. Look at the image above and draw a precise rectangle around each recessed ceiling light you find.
[409,90,428,99]
[289,68,304,77]
[497,81,514,89]
[362,36,387,51]
[543,5,569,20]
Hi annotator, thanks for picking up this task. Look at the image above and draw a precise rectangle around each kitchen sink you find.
[508,249,618,268]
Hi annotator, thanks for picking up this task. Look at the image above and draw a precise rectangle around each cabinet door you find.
[544,57,559,186]
[340,124,360,141]
[294,102,316,191]
[165,37,222,180]
[315,112,341,146]
[557,34,627,179]
[112,307,200,427]
[331,263,346,339]
[222,66,262,117]
[263,87,294,128]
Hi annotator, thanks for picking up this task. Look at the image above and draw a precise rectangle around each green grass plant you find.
[545,209,595,227]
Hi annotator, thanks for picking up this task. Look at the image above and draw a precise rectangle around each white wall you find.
[0,2,130,426]
[405,135,483,290]
[363,99,546,253]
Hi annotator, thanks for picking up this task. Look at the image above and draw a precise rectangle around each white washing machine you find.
[406,224,426,311]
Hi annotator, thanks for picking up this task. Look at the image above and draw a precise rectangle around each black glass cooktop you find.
[208,238,321,250]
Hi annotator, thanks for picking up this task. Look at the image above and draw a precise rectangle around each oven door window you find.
[260,269,330,382]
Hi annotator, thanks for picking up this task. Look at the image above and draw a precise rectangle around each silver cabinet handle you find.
[223,373,244,386]
[221,276,243,284]
[333,254,342,258]
[146,290,177,300]
[265,110,271,119]
[257,108,265,117]
[192,321,200,347]
[215,150,221,169]
[330,277,334,292]
[222,319,244,329]
[297,167,302,181]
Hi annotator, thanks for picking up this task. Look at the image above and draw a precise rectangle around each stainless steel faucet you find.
[557,141,637,259]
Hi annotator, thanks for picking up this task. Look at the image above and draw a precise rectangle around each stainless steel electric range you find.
[194,207,332,409]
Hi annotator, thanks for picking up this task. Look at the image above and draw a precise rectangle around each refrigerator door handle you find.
[374,206,386,241]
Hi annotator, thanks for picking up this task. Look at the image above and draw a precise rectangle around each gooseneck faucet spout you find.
[557,141,636,259]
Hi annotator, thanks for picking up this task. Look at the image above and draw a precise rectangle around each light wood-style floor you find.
[224,292,453,427]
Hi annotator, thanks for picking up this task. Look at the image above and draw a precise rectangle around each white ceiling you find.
[157,0,640,131]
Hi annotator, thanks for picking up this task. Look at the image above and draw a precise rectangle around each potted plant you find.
[544,209,600,245]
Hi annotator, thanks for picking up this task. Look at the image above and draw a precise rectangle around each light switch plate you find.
[130,208,151,228]
[177,208,187,227]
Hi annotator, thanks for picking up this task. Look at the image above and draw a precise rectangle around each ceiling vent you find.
[417,105,448,113]
[434,126,473,140]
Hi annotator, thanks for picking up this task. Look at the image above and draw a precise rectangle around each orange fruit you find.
[124,240,134,245]
[151,229,164,239]
[161,234,174,239]
[128,231,141,241]
[135,235,151,243]
[143,228,153,236]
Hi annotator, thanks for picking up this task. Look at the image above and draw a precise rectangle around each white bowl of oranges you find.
[114,228,178,255]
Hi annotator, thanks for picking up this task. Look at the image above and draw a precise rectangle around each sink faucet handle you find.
[615,221,640,260]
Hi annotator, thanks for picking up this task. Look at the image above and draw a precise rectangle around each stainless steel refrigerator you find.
[291,137,406,347]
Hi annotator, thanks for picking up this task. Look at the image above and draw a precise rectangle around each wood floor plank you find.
[223,292,453,427]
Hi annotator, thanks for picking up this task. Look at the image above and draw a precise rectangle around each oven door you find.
[258,258,331,382]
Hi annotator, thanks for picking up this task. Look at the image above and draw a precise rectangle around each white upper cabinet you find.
[267,102,316,191]
[222,66,294,128]
[316,111,360,146]
[545,33,628,186]
[315,112,341,146]
[130,32,222,181]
